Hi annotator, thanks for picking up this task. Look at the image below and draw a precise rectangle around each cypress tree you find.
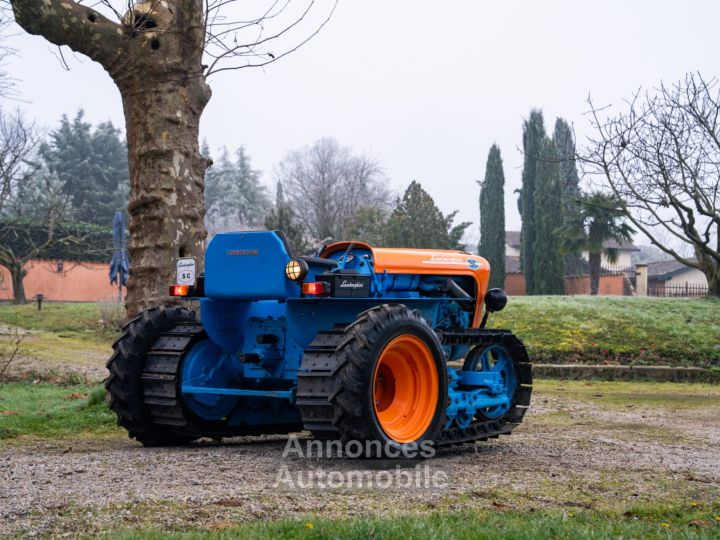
[479,144,506,289]
[532,139,565,294]
[519,110,545,293]
[553,118,585,275]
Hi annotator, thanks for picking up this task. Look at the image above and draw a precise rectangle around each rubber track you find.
[140,322,303,438]
[297,325,532,446]
[140,322,205,432]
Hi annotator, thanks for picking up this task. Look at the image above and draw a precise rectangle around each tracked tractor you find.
[106,231,532,455]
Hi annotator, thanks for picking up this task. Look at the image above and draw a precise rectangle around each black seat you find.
[298,256,339,269]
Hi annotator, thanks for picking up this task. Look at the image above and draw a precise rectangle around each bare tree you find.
[276,137,390,242]
[7,0,336,315]
[584,72,720,297]
[0,109,38,214]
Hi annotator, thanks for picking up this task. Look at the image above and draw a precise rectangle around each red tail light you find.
[301,282,328,296]
[169,284,190,297]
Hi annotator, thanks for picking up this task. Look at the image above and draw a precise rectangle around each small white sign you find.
[176,257,196,286]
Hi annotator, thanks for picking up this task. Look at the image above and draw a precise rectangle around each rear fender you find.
[200,298,286,354]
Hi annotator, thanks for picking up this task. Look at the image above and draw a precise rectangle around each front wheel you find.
[299,304,448,457]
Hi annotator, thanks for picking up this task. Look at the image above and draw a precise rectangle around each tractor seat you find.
[298,256,339,269]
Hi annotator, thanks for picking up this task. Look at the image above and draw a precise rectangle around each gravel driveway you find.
[2,391,719,537]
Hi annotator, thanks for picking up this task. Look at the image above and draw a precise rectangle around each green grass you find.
[534,379,720,409]
[1,297,719,368]
[0,301,120,343]
[117,504,720,539]
[491,296,720,367]
[0,382,118,442]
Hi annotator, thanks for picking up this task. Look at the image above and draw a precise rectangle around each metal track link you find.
[434,327,533,446]
[296,328,348,439]
[140,323,205,432]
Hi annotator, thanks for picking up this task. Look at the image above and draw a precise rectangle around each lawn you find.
[0,301,121,344]
[0,382,117,442]
[491,296,720,367]
[115,504,720,539]
[534,379,720,409]
[0,296,718,369]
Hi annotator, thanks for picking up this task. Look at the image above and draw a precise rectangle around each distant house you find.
[647,259,708,288]
[505,255,521,274]
[505,231,521,258]
[505,231,638,269]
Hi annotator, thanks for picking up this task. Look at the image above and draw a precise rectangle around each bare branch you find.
[582,72,720,294]
[10,0,127,70]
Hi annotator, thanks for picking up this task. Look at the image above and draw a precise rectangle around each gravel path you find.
[1,394,719,536]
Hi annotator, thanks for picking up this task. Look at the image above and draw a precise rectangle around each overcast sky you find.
[5,0,720,245]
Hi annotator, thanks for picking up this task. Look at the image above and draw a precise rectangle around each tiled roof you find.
[647,259,698,280]
[603,238,640,251]
[505,231,521,248]
[505,231,637,251]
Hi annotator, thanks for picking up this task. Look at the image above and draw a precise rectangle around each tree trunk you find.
[9,264,26,305]
[706,265,720,298]
[589,251,601,296]
[10,0,211,317]
[118,75,210,316]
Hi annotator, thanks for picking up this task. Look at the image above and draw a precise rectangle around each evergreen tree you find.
[39,109,129,225]
[445,211,472,251]
[519,110,545,293]
[384,181,470,249]
[204,146,271,234]
[478,144,506,289]
[532,139,565,294]
[553,118,584,275]
[264,182,311,255]
[344,207,388,245]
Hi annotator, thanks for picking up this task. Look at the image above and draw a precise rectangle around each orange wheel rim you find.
[372,335,439,443]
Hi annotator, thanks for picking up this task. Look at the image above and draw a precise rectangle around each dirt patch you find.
[1,388,718,536]
[0,327,109,383]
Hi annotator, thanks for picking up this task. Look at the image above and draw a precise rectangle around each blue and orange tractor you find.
[106,231,532,455]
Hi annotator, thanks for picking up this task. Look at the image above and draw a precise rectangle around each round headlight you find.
[285,258,309,282]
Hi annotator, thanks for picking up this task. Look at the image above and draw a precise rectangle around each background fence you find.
[648,283,709,298]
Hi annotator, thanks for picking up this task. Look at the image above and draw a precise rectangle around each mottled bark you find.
[120,75,210,313]
[588,252,601,296]
[11,0,210,315]
[704,264,720,298]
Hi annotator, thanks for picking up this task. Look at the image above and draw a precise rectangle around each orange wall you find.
[564,274,625,296]
[505,273,626,296]
[505,273,527,296]
[0,259,122,302]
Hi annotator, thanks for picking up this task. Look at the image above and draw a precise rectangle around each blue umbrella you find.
[109,211,129,302]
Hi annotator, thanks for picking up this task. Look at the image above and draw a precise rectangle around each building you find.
[647,259,708,288]
[505,231,521,258]
[505,231,638,270]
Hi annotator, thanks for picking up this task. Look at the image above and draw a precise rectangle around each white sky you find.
[5,0,720,245]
